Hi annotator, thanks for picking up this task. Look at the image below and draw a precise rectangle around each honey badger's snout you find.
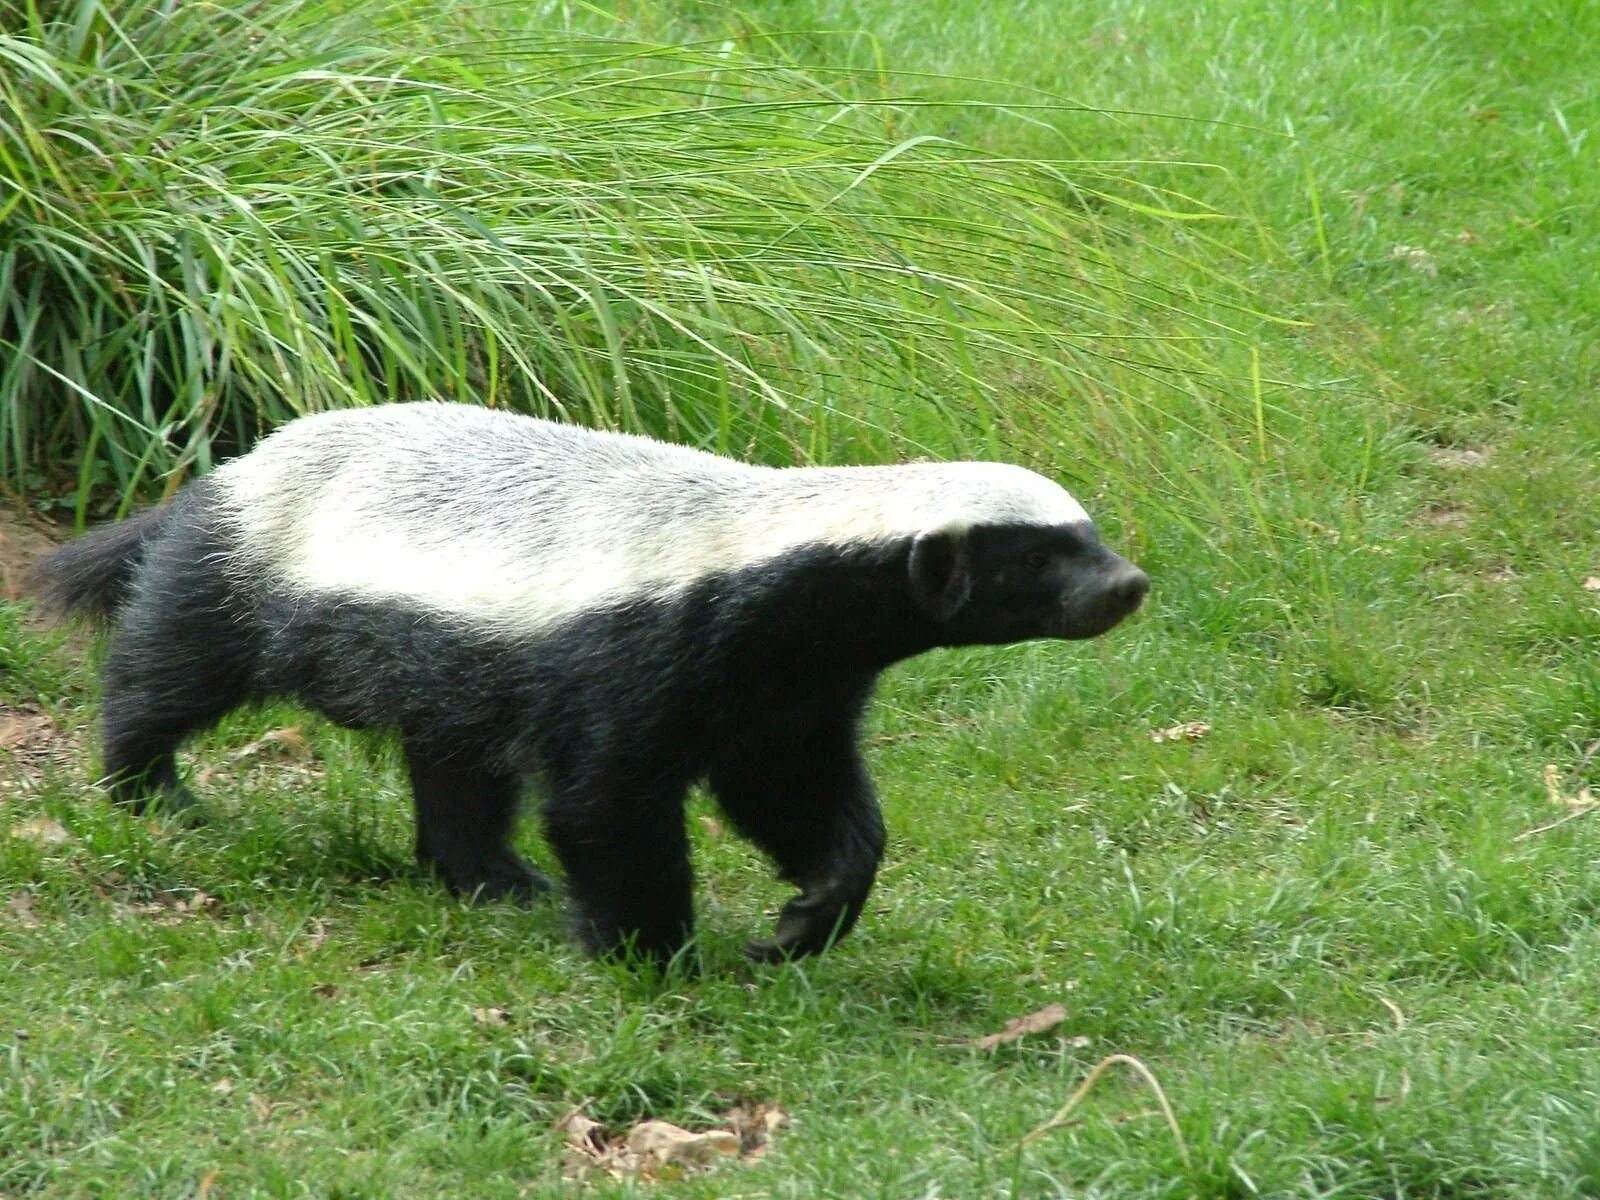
[1060,547,1148,639]
[1099,556,1149,621]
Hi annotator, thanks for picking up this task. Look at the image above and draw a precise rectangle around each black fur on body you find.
[32,404,1148,964]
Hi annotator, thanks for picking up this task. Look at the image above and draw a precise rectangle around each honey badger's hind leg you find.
[403,738,552,902]
[540,776,695,966]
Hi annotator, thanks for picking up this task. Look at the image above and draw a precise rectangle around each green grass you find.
[4,0,1600,1196]
[0,0,1256,516]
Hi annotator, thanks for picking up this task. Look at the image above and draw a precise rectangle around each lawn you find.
[2,1,1599,1196]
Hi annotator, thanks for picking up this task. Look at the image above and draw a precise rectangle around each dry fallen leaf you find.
[1294,518,1342,543]
[311,982,339,1000]
[627,1121,741,1167]
[211,1078,235,1096]
[557,1108,609,1161]
[1543,764,1597,810]
[1390,244,1438,275]
[470,1006,511,1028]
[557,1103,787,1179]
[9,816,72,846]
[721,1104,789,1159]
[231,726,311,762]
[697,815,725,839]
[5,892,40,928]
[1583,576,1600,592]
[113,889,221,925]
[974,1002,1070,1051]
[1420,505,1469,528]
[197,1169,221,1200]
[1150,721,1211,744]
[1516,765,1600,841]
[1426,446,1487,469]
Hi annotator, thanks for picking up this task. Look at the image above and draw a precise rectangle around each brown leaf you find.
[211,1078,235,1096]
[719,1103,789,1158]
[1516,765,1600,840]
[470,1006,511,1028]
[230,726,311,763]
[697,815,725,839]
[197,1169,221,1200]
[1583,576,1600,592]
[1543,764,1597,810]
[1544,764,1565,807]
[1426,446,1487,469]
[1294,518,1342,543]
[311,982,339,1000]
[974,1002,1071,1050]
[556,1104,785,1178]
[556,1108,608,1155]
[5,892,40,928]
[1150,721,1211,744]
[1419,504,1469,528]
[628,1120,741,1167]
[9,816,72,846]
[113,888,222,925]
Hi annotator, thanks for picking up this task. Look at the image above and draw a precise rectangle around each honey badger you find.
[34,403,1148,963]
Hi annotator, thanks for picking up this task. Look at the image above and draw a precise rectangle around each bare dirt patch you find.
[0,501,60,601]
[0,704,80,796]
[1,506,83,793]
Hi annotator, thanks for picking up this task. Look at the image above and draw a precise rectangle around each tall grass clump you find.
[1,0,1260,519]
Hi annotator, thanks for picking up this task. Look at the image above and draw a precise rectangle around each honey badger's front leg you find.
[710,705,887,962]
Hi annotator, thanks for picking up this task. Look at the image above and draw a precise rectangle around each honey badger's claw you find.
[744,881,857,963]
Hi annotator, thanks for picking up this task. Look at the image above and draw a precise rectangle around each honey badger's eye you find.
[1026,551,1050,571]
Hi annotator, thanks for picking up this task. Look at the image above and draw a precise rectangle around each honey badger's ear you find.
[909,527,972,621]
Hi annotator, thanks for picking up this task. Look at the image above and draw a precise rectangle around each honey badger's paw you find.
[745,874,872,963]
[441,855,554,904]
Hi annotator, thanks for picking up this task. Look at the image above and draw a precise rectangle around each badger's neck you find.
[658,535,942,676]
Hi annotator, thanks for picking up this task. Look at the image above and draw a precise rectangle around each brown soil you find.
[0,704,76,795]
[0,500,58,601]
[1,502,83,793]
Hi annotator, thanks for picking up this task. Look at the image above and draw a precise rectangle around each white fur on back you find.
[215,404,1091,633]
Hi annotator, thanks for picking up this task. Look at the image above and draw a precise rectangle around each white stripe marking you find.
[216,404,1090,632]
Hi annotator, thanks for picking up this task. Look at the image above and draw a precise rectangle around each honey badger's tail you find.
[30,505,172,622]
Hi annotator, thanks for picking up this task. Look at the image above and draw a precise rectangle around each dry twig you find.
[1015,1053,1190,1169]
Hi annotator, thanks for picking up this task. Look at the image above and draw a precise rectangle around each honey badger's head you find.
[908,519,1148,646]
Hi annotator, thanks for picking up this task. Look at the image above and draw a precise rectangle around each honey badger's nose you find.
[1106,562,1149,615]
